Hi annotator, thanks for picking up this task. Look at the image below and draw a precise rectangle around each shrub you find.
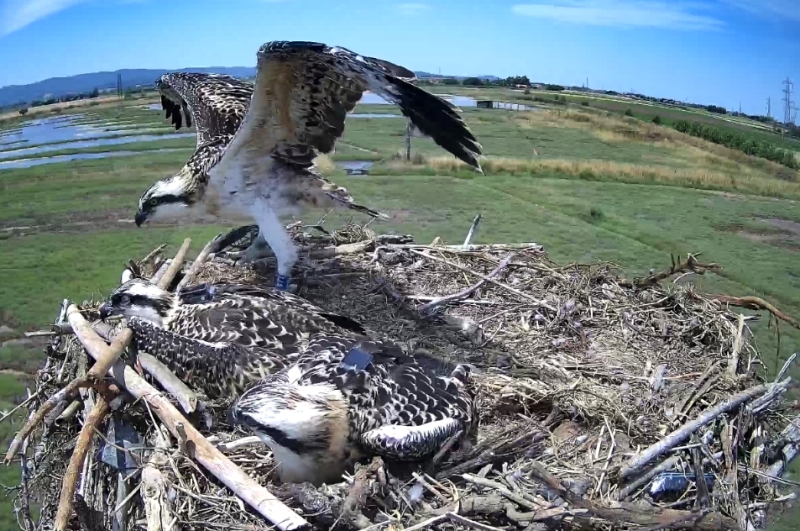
[625,108,634,117]
[581,101,590,107]
[652,115,662,125]
[18,108,28,115]
[673,119,799,170]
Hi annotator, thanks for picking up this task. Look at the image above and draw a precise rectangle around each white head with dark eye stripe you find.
[98,278,177,327]
[135,167,204,226]
[228,370,353,485]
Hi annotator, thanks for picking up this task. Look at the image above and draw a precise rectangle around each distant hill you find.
[0,67,257,107]
[0,67,501,108]
[415,71,499,81]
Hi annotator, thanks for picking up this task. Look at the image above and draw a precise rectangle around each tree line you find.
[673,120,799,169]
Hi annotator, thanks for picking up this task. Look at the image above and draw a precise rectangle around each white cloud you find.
[720,0,800,22]
[396,3,430,15]
[0,0,93,35]
[511,1,724,31]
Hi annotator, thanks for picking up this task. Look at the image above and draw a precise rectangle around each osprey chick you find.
[228,335,476,485]
[98,278,366,397]
[135,41,483,289]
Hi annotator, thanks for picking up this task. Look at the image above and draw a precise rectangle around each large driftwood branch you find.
[4,240,192,463]
[141,426,174,531]
[65,304,308,531]
[418,253,515,314]
[708,294,800,330]
[619,380,790,480]
[156,238,191,290]
[54,389,115,530]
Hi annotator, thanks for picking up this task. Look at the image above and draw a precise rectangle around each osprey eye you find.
[149,198,158,206]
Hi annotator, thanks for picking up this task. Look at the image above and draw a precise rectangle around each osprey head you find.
[228,370,354,485]
[98,278,177,327]
[135,169,200,227]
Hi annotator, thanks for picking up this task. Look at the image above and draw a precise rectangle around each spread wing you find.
[217,40,482,175]
[156,72,254,148]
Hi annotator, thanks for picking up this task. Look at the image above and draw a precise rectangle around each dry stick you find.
[620,380,790,480]
[528,462,736,531]
[66,305,308,531]
[5,239,194,464]
[462,213,481,248]
[175,237,217,295]
[92,322,198,416]
[617,254,720,288]
[54,390,114,531]
[418,253,515,314]
[708,294,800,330]
[138,354,198,414]
[14,241,192,524]
[156,238,192,290]
[141,425,174,531]
[408,249,543,306]
[618,455,681,500]
[727,314,746,379]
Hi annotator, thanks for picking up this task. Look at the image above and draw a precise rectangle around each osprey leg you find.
[252,200,298,290]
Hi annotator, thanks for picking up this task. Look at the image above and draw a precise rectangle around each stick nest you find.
[14,222,800,531]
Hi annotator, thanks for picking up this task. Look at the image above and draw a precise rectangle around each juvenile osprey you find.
[98,278,367,396]
[135,41,484,289]
[228,335,476,484]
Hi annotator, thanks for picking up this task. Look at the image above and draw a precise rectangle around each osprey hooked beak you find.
[98,302,115,320]
[134,209,148,227]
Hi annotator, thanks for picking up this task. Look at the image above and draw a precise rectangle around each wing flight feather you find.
[219,41,483,173]
[156,72,254,148]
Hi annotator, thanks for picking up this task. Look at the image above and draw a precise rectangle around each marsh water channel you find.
[0,93,533,171]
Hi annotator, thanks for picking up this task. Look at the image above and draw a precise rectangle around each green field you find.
[1,88,800,529]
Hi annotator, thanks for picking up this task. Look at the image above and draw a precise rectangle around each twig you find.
[461,473,541,511]
[215,436,263,453]
[620,380,790,479]
[727,314,745,378]
[618,455,681,499]
[528,462,736,530]
[404,512,502,531]
[65,305,308,531]
[708,294,800,330]
[4,379,90,463]
[618,254,720,288]
[462,213,481,248]
[54,389,114,531]
[409,249,543,306]
[418,253,515,314]
[175,237,216,295]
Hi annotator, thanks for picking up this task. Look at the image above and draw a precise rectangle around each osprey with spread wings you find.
[135,41,483,289]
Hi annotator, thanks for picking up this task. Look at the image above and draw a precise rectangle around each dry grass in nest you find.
[8,220,800,531]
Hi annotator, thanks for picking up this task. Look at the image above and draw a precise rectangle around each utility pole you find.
[782,77,794,135]
[767,97,771,118]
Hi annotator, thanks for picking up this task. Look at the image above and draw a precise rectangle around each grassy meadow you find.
[1,87,800,529]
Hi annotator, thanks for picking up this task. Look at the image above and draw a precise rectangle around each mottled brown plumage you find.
[229,333,476,484]
[134,41,485,288]
[99,278,366,398]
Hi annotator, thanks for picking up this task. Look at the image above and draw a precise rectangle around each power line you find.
[782,77,794,133]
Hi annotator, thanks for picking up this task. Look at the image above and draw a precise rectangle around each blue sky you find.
[0,0,798,116]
